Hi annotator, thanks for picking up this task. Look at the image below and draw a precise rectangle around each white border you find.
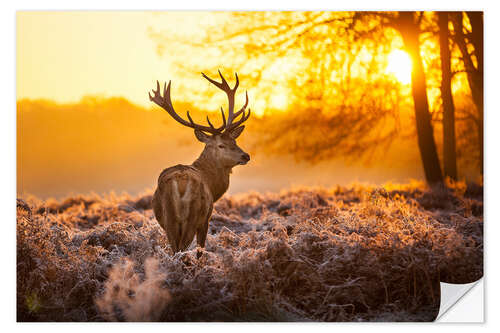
[4,0,500,331]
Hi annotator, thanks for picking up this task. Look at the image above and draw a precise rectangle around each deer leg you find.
[178,223,197,252]
[196,220,209,259]
[168,178,194,252]
[196,219,209,248]
[161,201,180,253]
[167,217,181,253]
[152,192,163,228]
[196,205,212,258]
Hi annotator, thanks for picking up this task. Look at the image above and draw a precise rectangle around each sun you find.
[386,50,412,85]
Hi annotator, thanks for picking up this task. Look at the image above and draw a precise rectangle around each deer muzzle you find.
[239,153,250,165]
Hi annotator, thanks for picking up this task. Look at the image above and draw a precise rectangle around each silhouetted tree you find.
[205,11,444,184]
[438,12,458,180]
[197,12,408,163]
[391,12,443,183]
[450,12,483,174]
[150,11,486,184]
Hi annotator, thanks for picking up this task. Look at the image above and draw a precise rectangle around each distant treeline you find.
[17,97,478,199]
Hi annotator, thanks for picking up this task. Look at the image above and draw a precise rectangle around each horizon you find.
[17,11,482,199]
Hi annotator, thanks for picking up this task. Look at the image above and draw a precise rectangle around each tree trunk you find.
[451,12,483,174]
[438,12,458,180]
[467,12,484,175]
[396,12,443,184]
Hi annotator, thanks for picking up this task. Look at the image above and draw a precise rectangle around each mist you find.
[17,97,426,200]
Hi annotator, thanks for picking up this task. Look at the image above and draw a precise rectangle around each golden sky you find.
[17,11,422,116]
[17,11,469,114]
[16,11,481,198]
[17,12,220,107]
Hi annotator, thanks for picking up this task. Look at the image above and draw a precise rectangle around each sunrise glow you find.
[386,50,412,84]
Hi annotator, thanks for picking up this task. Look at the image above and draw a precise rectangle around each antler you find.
[149,70,250,135]
[149,80,226,134]
[201,70,251,133]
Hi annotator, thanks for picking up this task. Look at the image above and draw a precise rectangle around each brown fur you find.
[149,71,250,253]
[152,133,249,253]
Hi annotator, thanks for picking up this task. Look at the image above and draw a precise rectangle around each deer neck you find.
[192,149,231,201]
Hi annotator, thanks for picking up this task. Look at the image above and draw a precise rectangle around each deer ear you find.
[194,129,211,143]
[229,126,245,139]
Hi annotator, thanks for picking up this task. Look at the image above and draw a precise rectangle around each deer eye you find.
[218,145,225,149]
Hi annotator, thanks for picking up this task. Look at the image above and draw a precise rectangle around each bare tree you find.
[151,11,467,184]
[438,12,458,180]
[391,12,443,183]
[450,12,483,174]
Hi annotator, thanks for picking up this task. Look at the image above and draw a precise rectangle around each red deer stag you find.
[149,70,251,255]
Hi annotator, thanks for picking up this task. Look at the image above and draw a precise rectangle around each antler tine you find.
[233,72,239,91]
[200,70,251,133]
[163,81,168,105]
[202,70,236,127]
[206,115,216,130]
[149,80,223,134]
[186,111,195,125]
[231,90,248,120]
[220,107,227,128]
[202,72,224,90]
[149,80,160,102]
[218,69,231,90]
[150,72,250,136]
[225,108,251,132]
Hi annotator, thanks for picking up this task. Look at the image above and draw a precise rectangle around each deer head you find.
[149,70,251,168]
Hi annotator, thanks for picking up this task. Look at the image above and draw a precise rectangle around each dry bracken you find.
[17,182,482,322]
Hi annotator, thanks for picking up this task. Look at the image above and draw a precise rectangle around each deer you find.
[148,70,251,256]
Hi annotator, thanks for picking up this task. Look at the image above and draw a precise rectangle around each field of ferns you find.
[16,181,483,322]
